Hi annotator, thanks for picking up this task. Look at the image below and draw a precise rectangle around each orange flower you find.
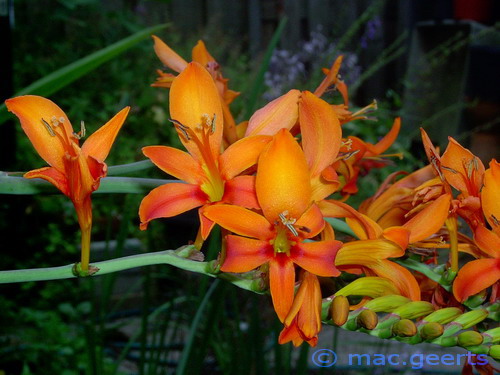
[453,160,500,302]
[6,95,129,271]
[279,271,322,347]
[151,36,239,144]
[139,62,270,246]
[204,129,342,321]
[245,90,342,201]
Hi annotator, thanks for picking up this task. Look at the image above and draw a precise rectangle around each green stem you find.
[0,247,262,294]
[107,159,154,176]
[396,258,451,292]
[0,175,175,195]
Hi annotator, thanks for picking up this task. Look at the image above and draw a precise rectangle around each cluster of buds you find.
[328,293,499,362]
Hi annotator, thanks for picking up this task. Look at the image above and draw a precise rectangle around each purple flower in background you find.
[263,28,361,101]
[360,16,382,49]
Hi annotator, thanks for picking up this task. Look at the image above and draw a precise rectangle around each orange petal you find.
[368,260,421,300]
[24,166,69,196]
[152,35,188,73]
[482,159,500,236]
[295,203,325,238]
[5,95,74,172]
[382,226,410,249]
[198,206,216,240]
[313,56,343,98]
[441,137,484,196]
[139,183,206,230]
[453,258,500,302]
[81,106,129,162]
[345,214,383,240]
[221,235,272,273]
[403,194,451,243]
[219,135,271,180]
[336,239,406,263]
[366,117,401,155]
[222,176,259,210]
[269,255,296,322]
[142,145,203,185]
[191,40,216,66]
[256,129,312,224]
[64,147,100,202]
[292,240,341,277]
[319,200,379,239]
[278,321,304,347]
[284,272,322,342]
[245,90,300,136]
[299,91,341,178]
[203,204,274,240]
[474,225,500,259]
[169,62,224,158]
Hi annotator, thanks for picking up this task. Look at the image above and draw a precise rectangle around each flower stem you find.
[445,216,459,273]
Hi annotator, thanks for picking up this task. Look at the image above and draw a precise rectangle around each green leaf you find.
[0,23,167,124]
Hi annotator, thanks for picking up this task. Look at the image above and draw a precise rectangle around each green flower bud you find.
[356,309,378,330]
[482,327,500,344]
[420,322,444,340]
[453,309,488,329]
[423,307,462,324]
[392,301,435,320]
[489,345,500,361]
[330,295,350,326]
[363,295,411,313]
[457,331,483,347]
[392,319,417,337]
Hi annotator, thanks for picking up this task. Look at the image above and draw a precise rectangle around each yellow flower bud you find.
[420,322,444,340]
[363,295,411,313]
[392,301,434,320]
[330,295,350,326]
[392,319,417,337]
[423,307,462,324]
[356,309,378,330]
[457,331,484,347]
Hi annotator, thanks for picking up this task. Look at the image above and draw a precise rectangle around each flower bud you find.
[420,322,444,340]
[330,295,350,326]
[423,307,462,324]
[453,309,488,329]
[489,345,500,361]
[392,319,417,337]
[392,301,435,320]
[364,295,411,313]
[457,331,484,347]
[482,326,500,344]
[356,309,378,330]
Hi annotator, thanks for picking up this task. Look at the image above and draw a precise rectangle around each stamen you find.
[169,118,191,141]
[210,113,216,134]
[341,139,353,151]
[492,214,499,226]
[340,149,360,161]
[73,120,86,140]
[441,166,458,174]
[41,118,56,137]
[279,211,298,236]
[430,155,445,181]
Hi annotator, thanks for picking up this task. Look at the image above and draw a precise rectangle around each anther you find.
[279,211,298,236]
[210,114,216,134]
[41,118,56,137]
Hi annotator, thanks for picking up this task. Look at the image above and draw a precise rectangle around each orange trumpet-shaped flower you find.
[204,129,342,321]
[151,36,239,144]
[279,271,323,347]
[5,95,129,271]
[139,62,271,245]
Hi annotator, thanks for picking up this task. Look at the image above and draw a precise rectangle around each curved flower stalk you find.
[5,95,129,272]
[139,62,271,247]
[204,129,342,330]
[151,35,239,144]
